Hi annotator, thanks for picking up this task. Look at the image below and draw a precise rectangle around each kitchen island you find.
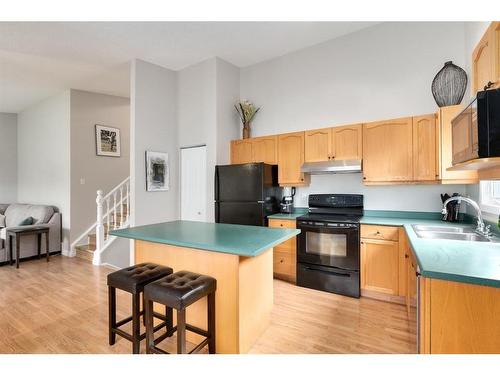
[110,220,300,354]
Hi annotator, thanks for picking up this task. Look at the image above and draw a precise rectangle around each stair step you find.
[75,244,95,262]
[76,244,96,252]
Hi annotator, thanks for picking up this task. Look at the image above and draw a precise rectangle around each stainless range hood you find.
[300,159,362,174]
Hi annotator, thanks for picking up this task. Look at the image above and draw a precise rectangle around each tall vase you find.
[431,61,467,107]
[242,123,251,139]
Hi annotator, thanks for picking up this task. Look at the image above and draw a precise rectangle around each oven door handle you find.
[303,265,351,278]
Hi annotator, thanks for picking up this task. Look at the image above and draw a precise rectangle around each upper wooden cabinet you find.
[332,124,363,160]
[362,117,413,183]
[231,139,253,164]
[230,136,278,165]
[472,22,500,93]
[304,124,362,162]
[278,131,309,186]
[436,105,478,184]
[304,128,331,162]
[251,136,278,164]
[412,114,438,182]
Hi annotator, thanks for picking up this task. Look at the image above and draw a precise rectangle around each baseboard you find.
[62,248,76,257]
[361,288,406,305]
[0,251,62,267]
[101,262,121,270]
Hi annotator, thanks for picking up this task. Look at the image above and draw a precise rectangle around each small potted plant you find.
[235,100,260,139]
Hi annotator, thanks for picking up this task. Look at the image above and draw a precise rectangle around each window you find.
[480,180,500,214]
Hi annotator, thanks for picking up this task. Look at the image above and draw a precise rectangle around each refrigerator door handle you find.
[214,167,219,202]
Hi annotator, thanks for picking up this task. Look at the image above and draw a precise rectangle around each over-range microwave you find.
[451,88,500,165]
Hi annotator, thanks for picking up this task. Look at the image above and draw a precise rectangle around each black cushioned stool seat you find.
[107,263,173,354]
[144,270,217,354]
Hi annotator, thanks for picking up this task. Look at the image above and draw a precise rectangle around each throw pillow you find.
[19,216,34,226]
[0,214,5,228]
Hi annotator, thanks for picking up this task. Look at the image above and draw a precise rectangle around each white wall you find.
[177,57,240,222]
[130,59,179,228]
[0,113,17,203]
[297,174,466,212]
[17,91,71,250]
[70,89,130,242]
[240,22,469,212]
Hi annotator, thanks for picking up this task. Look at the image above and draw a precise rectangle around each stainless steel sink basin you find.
[411,224,498,242]
[415,231,491,242]
[411,225,475,233]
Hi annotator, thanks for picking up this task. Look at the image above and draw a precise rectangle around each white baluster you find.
[120,185,124,227]
[94,190,104,265]
[113,191,118,229]
[126,181,130,222]
[106,196,111,239]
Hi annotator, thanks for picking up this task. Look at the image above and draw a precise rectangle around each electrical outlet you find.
[80,178,85,185]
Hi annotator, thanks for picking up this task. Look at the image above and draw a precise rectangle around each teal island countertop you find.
[361,212,500,288]
[110,220,300,257]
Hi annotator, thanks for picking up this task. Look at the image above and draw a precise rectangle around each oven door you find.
[297,221,360,271]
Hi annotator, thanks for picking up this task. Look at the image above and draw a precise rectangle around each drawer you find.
[361,225,399,241]
[268,218,296,229]
[273,248,295,276]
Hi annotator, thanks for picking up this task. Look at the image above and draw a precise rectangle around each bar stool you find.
[107,263,173,354]
[144,270,217,354]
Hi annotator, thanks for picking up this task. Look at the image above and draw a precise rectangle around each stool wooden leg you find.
[108,286,116,345]
[45,232,50,262]
[208,292,216,354]
[37,233,41,259]
[132,292,141,354]
[177,309,186,354]
[166,306,174,336]
[142,292,146,326]
[145,299,154,354]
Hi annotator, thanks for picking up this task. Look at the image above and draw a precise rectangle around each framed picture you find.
[95,124,121,157]
[145,151,169,192]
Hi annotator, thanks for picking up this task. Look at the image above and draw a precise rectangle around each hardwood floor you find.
[0,256,416,354]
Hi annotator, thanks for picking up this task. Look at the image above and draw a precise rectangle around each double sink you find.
[412,225,498,243]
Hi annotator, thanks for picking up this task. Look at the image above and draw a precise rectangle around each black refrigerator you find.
[214,163,281,226]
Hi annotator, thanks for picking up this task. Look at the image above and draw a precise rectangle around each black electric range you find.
[296,194,363,298]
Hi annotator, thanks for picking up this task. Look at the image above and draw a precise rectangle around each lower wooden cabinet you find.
[360,225,406,303]
[419,277,500,353]
[361,238,399,295]
[268,218,297,283]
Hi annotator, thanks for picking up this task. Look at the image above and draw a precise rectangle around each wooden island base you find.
[135,240,273,354]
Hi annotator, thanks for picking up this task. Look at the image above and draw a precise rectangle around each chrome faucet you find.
[442,196,491,237]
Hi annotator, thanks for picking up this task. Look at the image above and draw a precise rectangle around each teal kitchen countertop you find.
[110,220,300,257]
[268,208,308,220]
[361,211,500,288]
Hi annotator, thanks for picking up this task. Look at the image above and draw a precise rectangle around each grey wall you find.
[177,57,240,222]
[70,89,130,243]
[17,91,71,251]
[0,113,18,203]
[216,58,240,165]
[240,22,469,212]
[130,59,179,231]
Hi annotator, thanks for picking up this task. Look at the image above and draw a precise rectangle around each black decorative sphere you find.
[431,61,467,107]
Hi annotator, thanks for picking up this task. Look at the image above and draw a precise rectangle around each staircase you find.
[72,177,130,265]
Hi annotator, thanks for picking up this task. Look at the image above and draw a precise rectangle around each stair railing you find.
[95,177,130,263]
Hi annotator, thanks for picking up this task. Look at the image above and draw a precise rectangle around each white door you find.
[181,146,207,221]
